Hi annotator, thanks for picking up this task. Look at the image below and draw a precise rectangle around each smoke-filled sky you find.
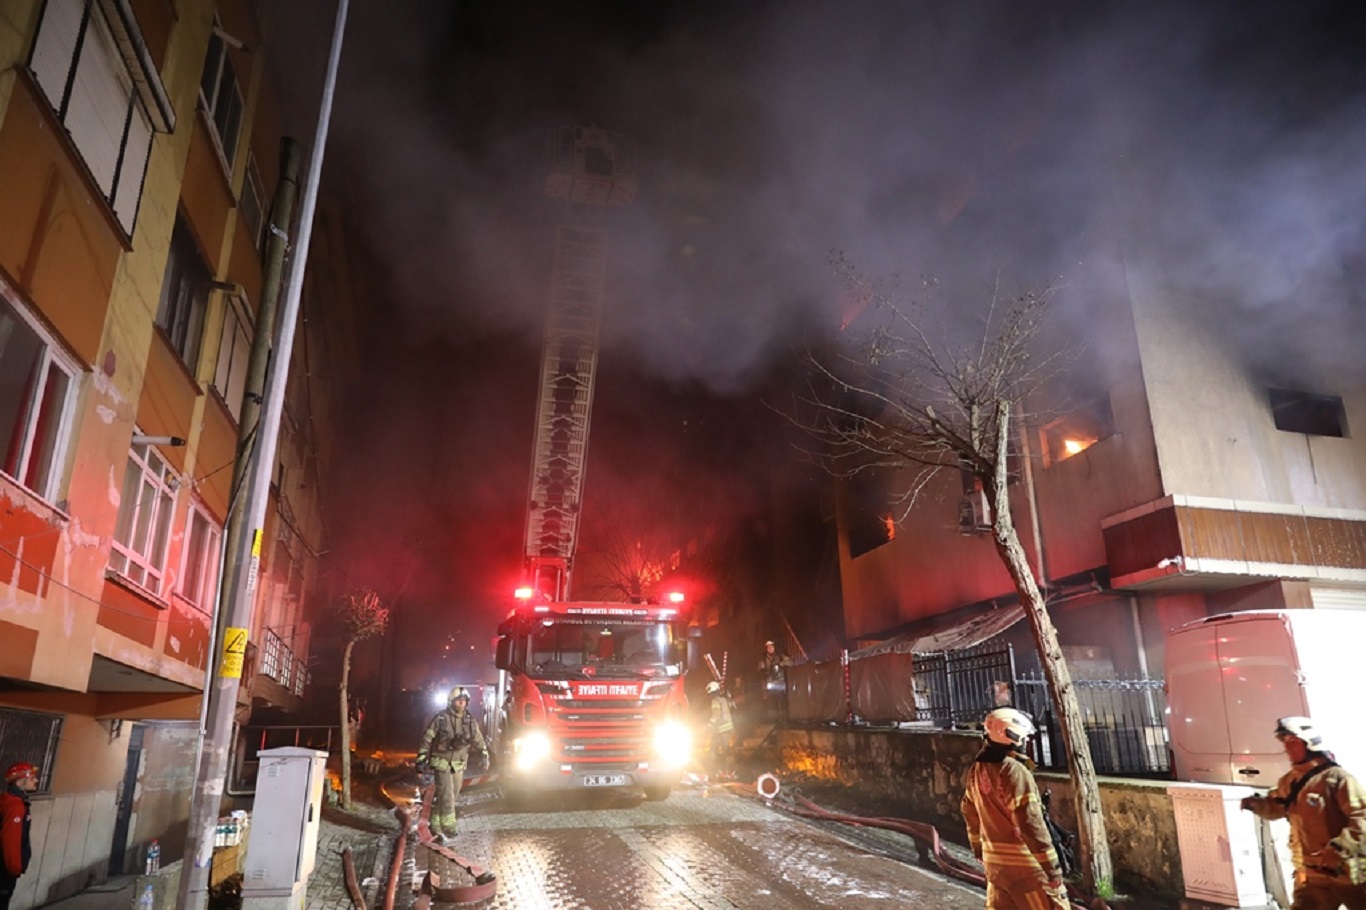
[276,0,1366,679]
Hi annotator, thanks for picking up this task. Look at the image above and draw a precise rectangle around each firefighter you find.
[416,687,487,844]
[758,640,789,721]
[706,681,735,780]
[960,707,1069,910]
[2,763,37,910]
[1240,716,1366,909]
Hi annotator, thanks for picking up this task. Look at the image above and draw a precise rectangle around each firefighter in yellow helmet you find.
[1240,716,1366,909]
[960,707,1069,909]
[705,681,735,780]
[416,687,487,845]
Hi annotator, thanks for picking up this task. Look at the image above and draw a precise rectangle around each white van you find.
[1165,609,1366,786]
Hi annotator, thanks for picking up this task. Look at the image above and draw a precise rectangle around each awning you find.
[849,604,1025,660]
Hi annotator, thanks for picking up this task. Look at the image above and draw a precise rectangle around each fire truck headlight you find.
[652,722,692,769]
[513,732,552,771]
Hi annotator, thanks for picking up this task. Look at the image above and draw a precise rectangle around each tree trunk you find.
[987,400,1113,892]
[339,638,355,810]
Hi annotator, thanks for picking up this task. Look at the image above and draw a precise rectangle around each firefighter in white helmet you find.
[416,687,487,845]
[1240,716,1366,908]
[960,707,1069,909]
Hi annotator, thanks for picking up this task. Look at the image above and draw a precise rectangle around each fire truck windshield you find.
[529,620,678,678]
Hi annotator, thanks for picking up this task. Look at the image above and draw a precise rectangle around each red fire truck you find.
[493,593,693,800]
[490,127,695,800]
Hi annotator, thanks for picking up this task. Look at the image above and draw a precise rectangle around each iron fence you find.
[911,642,1170,777]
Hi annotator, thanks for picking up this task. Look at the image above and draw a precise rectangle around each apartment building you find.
[835,205,1366,683]
[0,2,354,906]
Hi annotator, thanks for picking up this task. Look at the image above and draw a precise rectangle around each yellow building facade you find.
[0,3,352,906]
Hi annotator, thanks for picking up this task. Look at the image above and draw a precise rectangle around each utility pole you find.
[177,1,349,907]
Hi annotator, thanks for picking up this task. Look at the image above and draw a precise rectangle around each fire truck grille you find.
[557,734,647,762]
[557,698,646,710]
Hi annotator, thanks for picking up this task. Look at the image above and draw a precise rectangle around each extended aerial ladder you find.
[522,126,637,601]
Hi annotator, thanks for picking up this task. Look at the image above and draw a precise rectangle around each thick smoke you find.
[323,0,1364,390]
[289,0,1363,674]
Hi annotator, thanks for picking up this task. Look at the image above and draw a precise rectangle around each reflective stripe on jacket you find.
[961,743,1061,878]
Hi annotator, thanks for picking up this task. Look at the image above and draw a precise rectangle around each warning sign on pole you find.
[221,627,248,678]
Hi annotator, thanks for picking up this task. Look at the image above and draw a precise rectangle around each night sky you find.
[263,0,1366,686]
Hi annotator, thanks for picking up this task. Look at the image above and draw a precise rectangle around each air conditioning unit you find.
[957,489,992,535]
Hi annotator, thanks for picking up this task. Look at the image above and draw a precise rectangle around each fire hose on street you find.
[376,768,497,908]
[741,775,1114,910]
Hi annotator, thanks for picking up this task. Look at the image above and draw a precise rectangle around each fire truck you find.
[493,594,693,800]
[490,126,694,801]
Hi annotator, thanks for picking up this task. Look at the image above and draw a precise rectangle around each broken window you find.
[1269,388,1346,437]
[1039,395,1115,468]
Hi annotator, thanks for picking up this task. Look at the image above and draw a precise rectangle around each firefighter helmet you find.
[4,762,38,783]
[1275,716,1328,752]
[448,686,470,705]
[984,707,1036,746]
[705,681,721,694]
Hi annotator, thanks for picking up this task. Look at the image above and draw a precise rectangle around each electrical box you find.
[1167,783,1267,907]
[242,747,328,901]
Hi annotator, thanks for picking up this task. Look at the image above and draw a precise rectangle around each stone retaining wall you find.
[775,725,1183,900]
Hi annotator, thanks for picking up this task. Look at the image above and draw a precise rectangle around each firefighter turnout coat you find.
[418,706,486,772]
[1242,754,1366,893]
[961,742,1067,910]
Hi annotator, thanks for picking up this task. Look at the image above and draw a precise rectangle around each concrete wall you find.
[776,726,1184,900]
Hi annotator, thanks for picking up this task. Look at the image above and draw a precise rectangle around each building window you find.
[1269,388,1346,438]
[1,297,78,502]
[293,660,308,696]
[846,468,893,558]
[0,708,63,792]
[1040,395,1115,468]
[239,153,266,250]
[199,23,244,172]
[212,294,252,420]
[179,503,221,613]
[28,0,168,234]
[108,439,177,595]
[156,215,211,370]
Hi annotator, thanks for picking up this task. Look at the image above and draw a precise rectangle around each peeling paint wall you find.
[777,726,1184,900]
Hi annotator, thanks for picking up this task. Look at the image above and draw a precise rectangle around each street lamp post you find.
[176,2,350,907]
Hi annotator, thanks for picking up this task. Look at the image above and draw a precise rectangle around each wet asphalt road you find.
[412,781,987,909]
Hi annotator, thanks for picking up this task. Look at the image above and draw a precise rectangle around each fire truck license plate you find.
[583,774,626,787]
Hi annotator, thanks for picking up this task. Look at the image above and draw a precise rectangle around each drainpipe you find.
[1129,596,1158,723]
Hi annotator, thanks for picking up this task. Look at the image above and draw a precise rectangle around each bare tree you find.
[337,588,389,810]
[575,510,671,602]
[794,256,1113,892]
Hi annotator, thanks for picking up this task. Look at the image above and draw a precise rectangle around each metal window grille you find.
[292,661,308,696]
[0,708,63,792]
[911,641,1170,777]
[261,630,282,680]
[278,647,293,689]
[1013,673,1169,775]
